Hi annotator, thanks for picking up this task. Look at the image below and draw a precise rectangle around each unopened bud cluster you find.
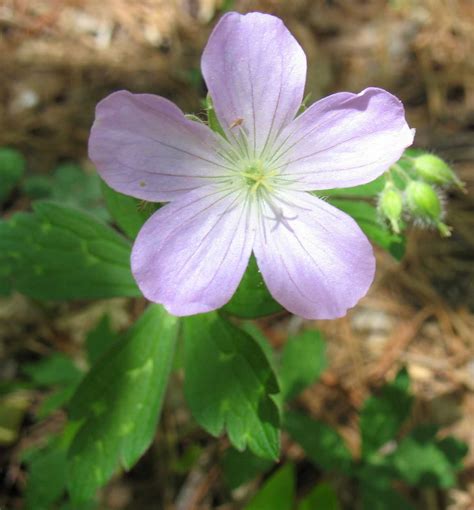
[378,152,464,237]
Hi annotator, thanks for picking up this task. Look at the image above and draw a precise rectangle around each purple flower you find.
[89,12,414,319]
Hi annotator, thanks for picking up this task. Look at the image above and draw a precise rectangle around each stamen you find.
[239,159,280,194]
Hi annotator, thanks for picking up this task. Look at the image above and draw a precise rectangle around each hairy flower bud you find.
[405,181,451,237]
[413,154,463,189]
[379,183,403,233]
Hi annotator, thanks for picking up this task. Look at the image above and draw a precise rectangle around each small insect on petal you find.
[229,118,244,129]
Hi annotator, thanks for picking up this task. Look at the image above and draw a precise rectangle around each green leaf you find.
[22,354,83,387]
[37,385,80,419]
[222,447,273,490]
[360,368,413,459]
[280,330,326,401]
[0,201,140,300]
[22,354,83,418]
[101,180,157,239]
[284,411,353,473]
[360,482,416,510]
[183,312,280,460]
[390,426,467,488]
[320,175,386,198]
[329,199,405,260]
[244,464,295,510]
[223,256,282,318]
[67,305,179,502]
[85,315,117,365]
[437,436,469,471]
[0,147,26,204]
[241,321,277,373]
[357,460,415,510]
[24,444,68,510]
[297,482,340,510]
[51,163,108,221]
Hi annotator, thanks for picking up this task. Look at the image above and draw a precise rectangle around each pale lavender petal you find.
[272,88,414,190]
[89,91,232,201]
[201,12,307,157]
[253,190,375,319]
[131,185,255,316]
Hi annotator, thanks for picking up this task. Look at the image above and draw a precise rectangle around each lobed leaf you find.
[67,305,179,502]
[183,312,280,460]
[389,426,468,488]
[0,201,141,300]
[360,368,413,459]
[284,411,353,473]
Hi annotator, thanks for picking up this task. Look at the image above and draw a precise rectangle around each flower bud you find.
[405,181,451,237]
[378,183,403,233]
[413,154,463,189]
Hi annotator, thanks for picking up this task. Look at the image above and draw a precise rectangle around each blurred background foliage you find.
[0,0,473,509]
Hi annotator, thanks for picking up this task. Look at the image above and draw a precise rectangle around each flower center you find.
[240,159,278,194]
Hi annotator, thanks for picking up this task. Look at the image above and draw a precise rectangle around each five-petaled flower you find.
[89,12,414,319]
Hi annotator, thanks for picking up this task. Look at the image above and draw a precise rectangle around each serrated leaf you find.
[223,256,282,318]
[0,147,26,204]
[222,447,273,490]
[329,199,405,260]
[183,313,280,460]
[85,315,117,365]
[67,305,178,502]
[101,180,157,239]
[244,464,295,510]
[0,201,140,300]
[280,330,326,401]
[284,411,353,473]
[390,426,467,488]
[360,368,413,459]
[297,482,340,510]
